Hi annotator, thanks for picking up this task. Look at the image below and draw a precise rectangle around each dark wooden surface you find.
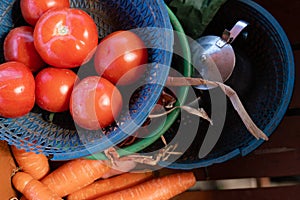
[174,185,300,200]
[165,0,300,199]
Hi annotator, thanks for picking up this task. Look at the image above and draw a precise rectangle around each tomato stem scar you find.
[57,24,69,36]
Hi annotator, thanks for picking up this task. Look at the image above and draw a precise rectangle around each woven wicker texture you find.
[0,0,174,160]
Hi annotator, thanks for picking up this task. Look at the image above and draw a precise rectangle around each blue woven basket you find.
[0,0,174,160]
[143,0,295,169]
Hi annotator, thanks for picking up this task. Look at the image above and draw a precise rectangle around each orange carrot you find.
[12,171,62,200]
[11,145,50,180]
[67,171,153,200]
[95,172,196,200]
[41,159,110,197]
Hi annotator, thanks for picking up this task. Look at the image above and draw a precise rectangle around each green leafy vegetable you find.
[167,0,228,39]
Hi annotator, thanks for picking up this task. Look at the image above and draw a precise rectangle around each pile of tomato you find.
[0,0,148,130]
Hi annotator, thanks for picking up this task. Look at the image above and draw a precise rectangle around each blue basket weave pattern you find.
[0,0,174,160]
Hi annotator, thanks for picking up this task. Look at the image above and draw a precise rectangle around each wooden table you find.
[164,0,300,199]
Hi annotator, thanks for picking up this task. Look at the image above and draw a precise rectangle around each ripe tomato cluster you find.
[0,0,148,130]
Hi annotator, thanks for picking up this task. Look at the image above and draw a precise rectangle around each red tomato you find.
[3,26,46,73]
[35,67,77,112]
[0,62,35,118]
[70,76,123,130]
[94,31,148,85]
[34,8,98,68]
[20,0,70,26]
